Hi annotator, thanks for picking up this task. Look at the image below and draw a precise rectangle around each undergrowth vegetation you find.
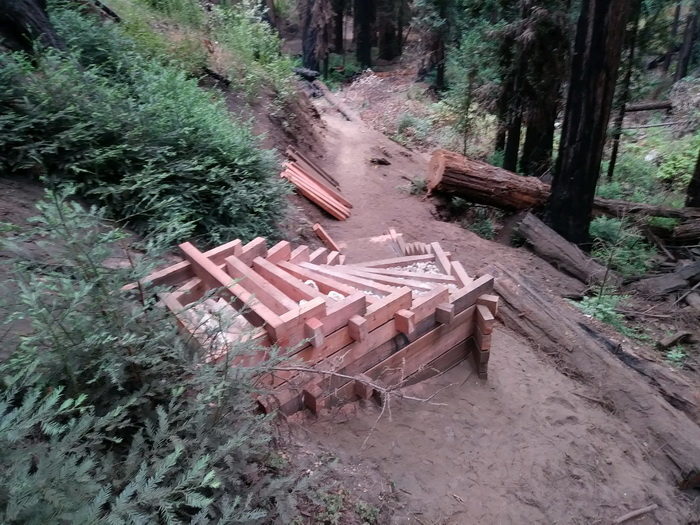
[0,192,299,523]
[0,5,288,247]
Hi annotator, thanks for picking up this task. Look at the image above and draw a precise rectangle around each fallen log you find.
[428,150,700,221]
[625,100,672,112]
[671,219,700,243]
[518,213,621,287]
[486,263,700,477]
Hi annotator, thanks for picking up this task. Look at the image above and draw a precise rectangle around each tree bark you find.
[662,0,682,73]
[377,0,398,60]
[518,213,620,286]
[674,7,698,82]
[332,0,345,53]
[428,149,700,220]
[607,0,640,181]
[301,0,320,70]
[354,0,373,67]
[0,0,63,54]
[624,100,673,112]
[686,147,700,208]
[548,0,631,244]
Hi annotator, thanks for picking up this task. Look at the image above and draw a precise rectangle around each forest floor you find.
[279,85,700,524]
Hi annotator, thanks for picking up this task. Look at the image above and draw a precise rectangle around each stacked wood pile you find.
[127,232,497,416]
[282,146,352,220]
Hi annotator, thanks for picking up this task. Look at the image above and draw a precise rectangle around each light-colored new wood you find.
[313,223,343,252]
[277,261,361,297]
[430,242,452,275]
[450,260,473,288]
[252,256,323,302]
[326,251,341,265]
[435,303,455,324]
[289,245,310,263]
[477,294,500,316]
[309,247,328,263]
[304,318,325,348]
[225,255,297,314]
[266,241,291,263]
[352,266,456,284]
[348,315,368,341]
[347,254,436,268]
[395,309,416,335]
[476,304,495,334]
[334,266,434,291]
[300,262,396,295]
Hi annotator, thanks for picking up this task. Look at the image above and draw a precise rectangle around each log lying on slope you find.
[518,213,622,287]
[486,262,700,477]
[428,150,700,221]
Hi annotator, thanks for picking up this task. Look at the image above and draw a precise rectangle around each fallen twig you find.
[612,503,658,524]
[672,280,700,306]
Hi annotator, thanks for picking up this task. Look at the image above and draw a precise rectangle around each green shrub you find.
[573,294,640,338]
[0,193,297,523]
[589,217,657,277]
[665,345,688,366]
[0,8,287,247]
[409,177,427,195]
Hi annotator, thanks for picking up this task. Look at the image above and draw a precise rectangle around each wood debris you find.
[129,230,497,416]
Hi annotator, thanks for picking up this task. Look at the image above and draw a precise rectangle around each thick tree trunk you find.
[397,0,405,54]
[686,147,700,207]
[624,100,673,112]
[332,0,345,53]
[548,0,631,244]
[428,149,700,221]
[354,0,373,67]
[502,109,522,172]
[674,8,698,82]
[0,0,63,54]
[607,1,640,181]
[520,103,557,178]
[377,0,398,60]
[301,0,320,70]
[662,0,682,73]
[518,213,620,286]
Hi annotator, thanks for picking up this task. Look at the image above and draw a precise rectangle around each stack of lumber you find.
[126,231,497,416]
[282,147,352,220]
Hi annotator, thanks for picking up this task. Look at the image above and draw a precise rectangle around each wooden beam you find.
[252,256,323,302]
[225,255,297,314]
[476,304,495,335]
[313,223,343,252]
[334,266,435,291]
[430,242,452,275]
[347,254,436,268]
[309,247,328,263]
[435,303,455,324]
[351,266,456,284]
[395,309,416,335]
[300,262,397,295]
[178,242,283,333]
[237,237,268,265]
[450,261,473,288]
[477,294,500,317]
[450,274,494,313]
[348,314,368,341]
[304,318,325,348]
[326,251,341,265]
[410,286,450,321]
[266,241,291,263]
[277,261,360,297]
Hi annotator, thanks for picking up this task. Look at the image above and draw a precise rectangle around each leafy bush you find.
[409,177,428,195]
[0,8,287,247]
[589,217,657,277]
[573,294,639,338]
[0,193,297,523]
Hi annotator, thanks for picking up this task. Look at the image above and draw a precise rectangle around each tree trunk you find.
[548,0,631,245]
[662,0,682,73]
[607,0,640,181]
[377,0,398,60]
[332,0,345,53]
[518,213,620,286]
[354,0,373,67]
[502,109,522,172]
[520,103,557,178]
[301,0,320,70]
[428,149,700,220]
[624,100,673,112]
[674,7,698,82]
[686,147,700,207]
[0,0,63,54]
[397,0,405,54]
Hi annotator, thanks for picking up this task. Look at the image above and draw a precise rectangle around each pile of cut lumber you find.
[282,146,352,220]
[126,230,497,416]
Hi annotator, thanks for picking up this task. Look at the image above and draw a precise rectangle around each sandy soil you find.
[287,94,700,524]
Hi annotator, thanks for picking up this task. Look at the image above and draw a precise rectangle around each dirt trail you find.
[292,96,699,523]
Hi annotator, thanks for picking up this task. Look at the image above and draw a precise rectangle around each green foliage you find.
[589,217,657,277]
[665,345,687,366]
[140,0,206,27]
[0,192,296,523]
[315,491,346,525]
[355,501,380,524]
[0,7,287,247]
[573,293,640,339]
[394,113,432,145]
[324,54,363,90]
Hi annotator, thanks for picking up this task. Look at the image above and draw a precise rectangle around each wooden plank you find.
[280,297,327,324]
[476,304,495,335]
[477,294,500,316]
[347,254,436,268]
[403,338,475,386]
[225,256,297,314]
[286,146,343,192]
[304,318,325,348]
[326,251,341,265]
[285,159,352,209]
[388,228,407,255]
[124,238,244,291]
[335,266,435,291]
[435,303,455,324]
[266,241,291,263]
[352,266,456,284]
[451,260,473,288]
[309,247,328,263]
[322,293,367,334]
[300,262,397,295]
[395,309,416,335]
[430,242,452,275]
[348,315,368,342]
[338,254,347,265]
[451,274,494,313]
[411,286,450,321]
[327,305,477,404]
[252,257,323,302]
[289,245,310,263]
[364,287,413,325]
[282,171,350,220]
[179,242,282,332]
[313,223,343,252]
[238,237,268,265]
[277,261,360,297]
